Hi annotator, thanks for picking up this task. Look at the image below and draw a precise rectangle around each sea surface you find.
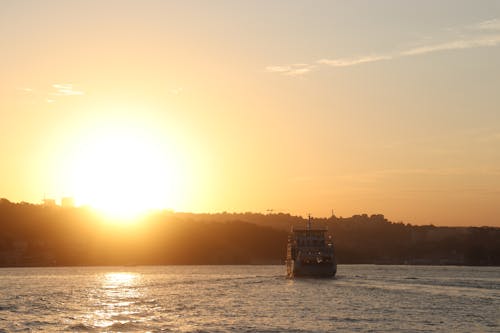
[0,265,498,332]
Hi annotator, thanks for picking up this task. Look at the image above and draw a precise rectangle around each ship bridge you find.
[290,228,329,248]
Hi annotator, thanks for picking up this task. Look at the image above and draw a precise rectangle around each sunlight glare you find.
[68,121,185,219]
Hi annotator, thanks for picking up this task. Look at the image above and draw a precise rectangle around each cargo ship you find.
[286,216,337,278]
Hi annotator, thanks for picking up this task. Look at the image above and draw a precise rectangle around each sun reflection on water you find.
[104,272,138,287]
[90,272,144,330]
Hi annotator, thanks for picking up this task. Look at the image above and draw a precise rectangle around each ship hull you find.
[287,260,337,278]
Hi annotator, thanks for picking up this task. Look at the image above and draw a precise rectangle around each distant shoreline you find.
[2,199,499,267]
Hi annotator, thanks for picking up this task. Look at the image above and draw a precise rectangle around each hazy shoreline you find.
[2,199,499,267]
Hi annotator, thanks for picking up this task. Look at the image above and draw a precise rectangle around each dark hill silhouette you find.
[0,198,499,266]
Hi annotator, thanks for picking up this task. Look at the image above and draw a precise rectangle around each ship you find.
[286,216,337,278]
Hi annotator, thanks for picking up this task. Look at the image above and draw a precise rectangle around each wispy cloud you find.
[268,18,500,75]
[471,18,500,31]
[16,84,85,104]
[317,54,392,67]
[266,63,315,76]
[400,35,500,56]
[51,83,84,96]
[319,34,500,68]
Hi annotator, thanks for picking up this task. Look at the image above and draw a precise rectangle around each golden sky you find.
[1,1,500,226]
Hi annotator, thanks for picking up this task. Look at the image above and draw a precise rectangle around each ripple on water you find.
[1,265,499,332]
[66,323,97,332]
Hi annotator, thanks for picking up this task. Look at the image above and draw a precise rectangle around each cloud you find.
[472,18,500,31]
[267,18,500,75]
[51,83,84,96]
[318,54,393,67]
[266,65,292,73]
[16,84,85,104]
[400,35,500,56]
[266,63,315,76]
[319,34,500,68]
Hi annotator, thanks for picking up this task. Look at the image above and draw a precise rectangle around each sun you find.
[67,122,185,219]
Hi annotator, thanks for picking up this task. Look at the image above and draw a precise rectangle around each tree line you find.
[0,199,499,266]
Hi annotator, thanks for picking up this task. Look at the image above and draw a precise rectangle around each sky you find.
[1,0,500,226]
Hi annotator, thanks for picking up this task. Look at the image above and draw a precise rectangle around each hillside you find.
[1,199,499,266]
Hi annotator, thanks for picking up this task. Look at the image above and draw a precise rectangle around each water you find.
[0,265,498,332]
